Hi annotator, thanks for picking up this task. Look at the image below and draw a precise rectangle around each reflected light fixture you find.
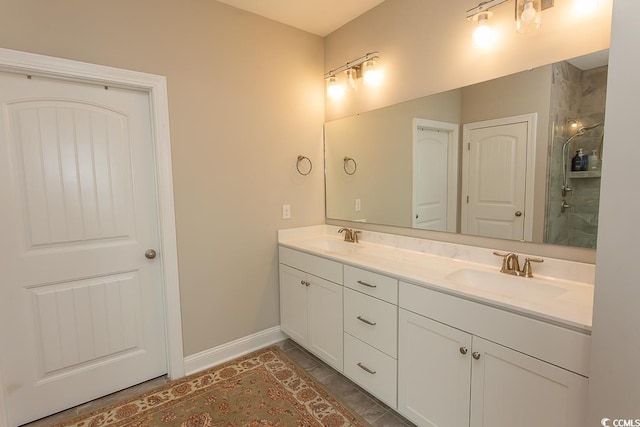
[567,118,582,131]
[325,52,381,100]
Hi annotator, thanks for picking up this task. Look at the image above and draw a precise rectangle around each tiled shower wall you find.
[545,62,608,248]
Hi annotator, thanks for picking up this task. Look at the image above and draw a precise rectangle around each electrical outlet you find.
[355,199,361,212]
[282,204,291,219]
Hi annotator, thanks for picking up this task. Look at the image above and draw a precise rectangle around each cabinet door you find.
[398,309,472,427]
[308,276,344,371]
[279,264,308,345]
[470,337,588,427]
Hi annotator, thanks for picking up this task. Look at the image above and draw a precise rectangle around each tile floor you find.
[22,339,415,427]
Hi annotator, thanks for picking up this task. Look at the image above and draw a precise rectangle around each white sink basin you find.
[301,238,359,253]
[444,268,567,301]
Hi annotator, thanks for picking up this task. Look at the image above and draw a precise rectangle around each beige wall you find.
[325,0,611,262]
[0,0,325,356]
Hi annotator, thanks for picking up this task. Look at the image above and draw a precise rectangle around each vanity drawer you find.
[344,265,398,304]
[344,332,397,409]
[344,288,397,357]
[279,246,343,284]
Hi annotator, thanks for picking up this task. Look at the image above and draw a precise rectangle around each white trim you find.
[184,327,287,376]
[412,118,459,233]
[461,113,537,242]
[0,48,184,427]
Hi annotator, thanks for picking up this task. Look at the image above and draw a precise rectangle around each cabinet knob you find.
[472,352,481,360]
[300,280,305,285]
[459,347,468,355]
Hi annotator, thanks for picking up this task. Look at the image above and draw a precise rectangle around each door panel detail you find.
[29,272,143,378]
[7,101,135,250]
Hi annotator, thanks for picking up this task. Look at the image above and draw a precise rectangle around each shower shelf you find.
[569,170,601,179]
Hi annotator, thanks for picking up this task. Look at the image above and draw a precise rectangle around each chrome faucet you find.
[338,228,360,243]
[493,252,544,278]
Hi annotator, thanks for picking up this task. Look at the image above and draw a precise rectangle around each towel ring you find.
[343,156,357,175]
[296,155,312,176]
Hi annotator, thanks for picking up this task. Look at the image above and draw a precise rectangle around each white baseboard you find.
[183,326,287,376]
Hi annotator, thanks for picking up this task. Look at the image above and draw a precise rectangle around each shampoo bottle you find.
[581,149,589,171]
[572,149,584,171]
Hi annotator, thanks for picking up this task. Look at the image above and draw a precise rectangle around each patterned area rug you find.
[54,346,368,427]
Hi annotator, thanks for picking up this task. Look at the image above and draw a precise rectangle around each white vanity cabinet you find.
[342,266,399,408]
[398,282,589,427]
[279,247,344,371]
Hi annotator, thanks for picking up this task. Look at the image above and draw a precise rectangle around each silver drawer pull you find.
[357,362,376,375]
[357,280,377,288]
[357,316,377,326]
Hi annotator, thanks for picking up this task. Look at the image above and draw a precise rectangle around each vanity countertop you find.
[278,226,594,333]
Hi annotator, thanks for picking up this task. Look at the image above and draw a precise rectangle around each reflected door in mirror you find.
[413,119,459,233]
[462,117,531,240]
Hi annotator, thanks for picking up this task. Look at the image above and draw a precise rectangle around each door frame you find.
[461,113,537,241]
[412,118,459,232]
[0,48,184,427]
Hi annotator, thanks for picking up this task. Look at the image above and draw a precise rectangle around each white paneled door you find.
[0,71,167,426]
[412,119,459,233]
[462,117,533,241]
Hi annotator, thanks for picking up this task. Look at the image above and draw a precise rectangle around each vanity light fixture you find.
[325,52,380,99]
[467,0,554,47]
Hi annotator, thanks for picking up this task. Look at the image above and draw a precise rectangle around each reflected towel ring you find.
[343,156,357,175]
[296,155,312,175]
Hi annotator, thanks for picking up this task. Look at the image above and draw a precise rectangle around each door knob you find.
[145,249,157,259]
[515,211,522,217]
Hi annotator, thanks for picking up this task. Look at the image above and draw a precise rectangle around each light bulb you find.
[473,14,496,49]
[326,76,345,100]
[516,0,541,34]
[345,68,357,91]
[362,60,382,87]
[521,0,537,22]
